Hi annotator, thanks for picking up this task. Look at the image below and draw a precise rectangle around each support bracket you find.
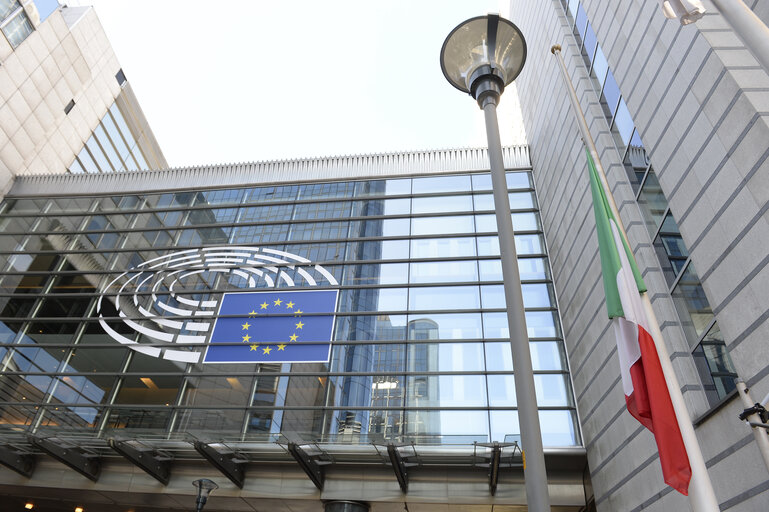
[109,438,172,485]
[0,443,36,478]
[29,436,100,482]
[193,441,247,488]
[287,442,325,490]
[387,444,409,494]
[488,442,502,496]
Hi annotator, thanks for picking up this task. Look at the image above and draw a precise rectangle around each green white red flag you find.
[586,149,692,494]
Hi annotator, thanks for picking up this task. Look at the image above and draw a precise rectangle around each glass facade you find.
[0,170,579,446]
[68,103,151,174]
[560,0,738,405]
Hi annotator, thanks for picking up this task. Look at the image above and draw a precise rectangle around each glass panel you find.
[94,125,123,171]
[85,136,113,172]
[592,45,609,88]
[102,109,131,160]
[412,175,471,194]
[334,314,407,341]
[407,313,482,340]
[471,173,492,191]
[575,5,588,41]
[506,172,531,189]
[338,288,407,312]
[410,260,477,283]
[110,104,136,147]
[613,98,635,147]
[132,148,149,170]
[76,146,99,174]
[0,0,18,19]
[531,341,566,370]
[653,212,689,286]
[583,22,598,63]
[692,323,737,405]
[672,262,714,344]
[406,375,487,407]
[490,410,519,442]
[412,215,475,235]
[539,410,578,446]
[68,158,85,174]
[624,129,649,192]
[408,286,480,311]
[484,311,560,339]
[637,168,668,238]
[2,9,34,48]
[511,212,540,231]
[343,263,409,285]
[475,214,497,232]
[412,195,473,214]
[535,374,572,406]
[487,375,516,406]
[405,409,489,440]
[600,69,621,118]
[411,237,476,259]
[114,376,183,405]
[350,239,409,260]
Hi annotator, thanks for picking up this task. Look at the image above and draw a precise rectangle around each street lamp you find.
[192,478,218,512]
[440,15,550,512]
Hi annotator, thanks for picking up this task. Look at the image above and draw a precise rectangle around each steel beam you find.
[109,439,172,485]
[287,442,324,490]
[0,444,35,478]
[489,442,502,496]
[194,441,246,489]
[387,444,409,494]
[29,436,100,482]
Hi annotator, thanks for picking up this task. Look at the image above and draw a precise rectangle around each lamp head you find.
[440,14,527,106]
[193,478,218,511]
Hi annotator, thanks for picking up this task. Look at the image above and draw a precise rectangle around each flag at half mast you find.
[587,149,692,495]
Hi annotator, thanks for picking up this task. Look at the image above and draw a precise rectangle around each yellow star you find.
[273,298,282,306]
[242,334,251,342]
[242,322,250,330]
[295,321,304,329]
[260,302,269,309]
[248,310,257,317]
[262,346,272,354]
[294,309,303,316]
[286,301,294,309]
[250,344,258,351]
[289,334,298,342]
[277,344,286,351]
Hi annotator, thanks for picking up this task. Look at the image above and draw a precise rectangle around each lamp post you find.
[192,478,218,512]
[440,15,550,511]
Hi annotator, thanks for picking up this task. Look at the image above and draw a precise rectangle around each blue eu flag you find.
[203,289,338,363]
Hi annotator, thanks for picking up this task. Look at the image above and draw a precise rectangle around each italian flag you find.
[587,150,692,495]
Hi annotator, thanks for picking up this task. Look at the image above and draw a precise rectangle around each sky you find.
[68,0,527,169]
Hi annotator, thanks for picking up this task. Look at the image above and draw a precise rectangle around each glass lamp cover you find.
[440,15,526,93]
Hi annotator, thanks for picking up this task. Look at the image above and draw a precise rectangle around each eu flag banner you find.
[203,289,338,364]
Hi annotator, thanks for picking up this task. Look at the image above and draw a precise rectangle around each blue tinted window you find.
[575,5,588,40]
[614,98,635,147]
[592,45,609,88]
[583,22,597,63]
[567,0,579,18]
[601,69,621,117]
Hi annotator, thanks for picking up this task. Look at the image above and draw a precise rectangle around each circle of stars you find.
[240,297,304,355]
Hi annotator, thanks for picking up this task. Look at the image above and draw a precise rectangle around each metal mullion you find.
[667,256,693,293]
[97,348,133,436]
[633,162,654,202]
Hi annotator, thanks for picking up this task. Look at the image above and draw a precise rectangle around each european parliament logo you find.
[203,289,339,363]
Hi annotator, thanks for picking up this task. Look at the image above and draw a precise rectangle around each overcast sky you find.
[71,0,526,169]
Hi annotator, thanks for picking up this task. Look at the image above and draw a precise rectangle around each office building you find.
[512,1,769,510]
[0,147,589,511]
[0,1,166,197]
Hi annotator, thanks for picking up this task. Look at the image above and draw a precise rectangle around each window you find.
[1,1,33,48]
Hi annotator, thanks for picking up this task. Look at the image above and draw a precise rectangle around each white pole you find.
[711,0,769,76]
[551,44,720,512]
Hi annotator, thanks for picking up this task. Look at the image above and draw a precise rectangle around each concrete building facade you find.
[512,1,769,510]
[0,2,166,196]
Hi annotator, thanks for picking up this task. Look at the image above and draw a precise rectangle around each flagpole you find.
[550,44,720,511]
[710,0,769,76]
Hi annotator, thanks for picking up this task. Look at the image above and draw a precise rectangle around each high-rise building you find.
[0,1,166,197]
[512,1,769,510]
[0,147,590,511]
